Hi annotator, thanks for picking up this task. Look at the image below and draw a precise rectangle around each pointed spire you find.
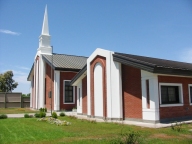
[41,5,49,35]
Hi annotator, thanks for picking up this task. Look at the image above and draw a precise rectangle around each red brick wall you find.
[82,76,87,114]
[158,75,192,119]
[60,71,77,110]
[90,55,107,117]
[122,64,142,119]
[45,63,54,110]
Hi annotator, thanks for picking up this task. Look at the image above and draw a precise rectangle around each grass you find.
[0,117,192,144]
[0,108,38,114]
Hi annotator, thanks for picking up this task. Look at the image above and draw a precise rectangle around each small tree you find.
[0,71,18,92]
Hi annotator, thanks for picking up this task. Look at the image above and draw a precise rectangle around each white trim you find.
[160,104,184,107]
[159,83,183,107]
[188,84,192,105]
[63,80,75,104]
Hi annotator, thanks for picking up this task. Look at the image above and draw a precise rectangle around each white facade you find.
[141,70,160,122]
[29,6,59,110]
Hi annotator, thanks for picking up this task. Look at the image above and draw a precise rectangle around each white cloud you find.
[0,29,20,35]
[180,49,192,63]
[15,66,30,70]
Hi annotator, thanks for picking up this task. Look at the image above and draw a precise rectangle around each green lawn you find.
[0,116,192,144]
[0,108,38,114]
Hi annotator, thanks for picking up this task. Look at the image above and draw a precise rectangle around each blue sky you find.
[0,0,192,94]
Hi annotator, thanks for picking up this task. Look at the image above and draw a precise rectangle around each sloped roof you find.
[42,53,87,71]
[113,52,192,76]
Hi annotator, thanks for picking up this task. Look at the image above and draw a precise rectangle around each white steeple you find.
[38,5,52,54]
[41,5,49,35]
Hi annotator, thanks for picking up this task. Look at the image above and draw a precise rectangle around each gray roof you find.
[42,53,87,71]
[113,52,192,76]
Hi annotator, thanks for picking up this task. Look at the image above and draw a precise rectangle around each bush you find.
[24,114,30,118]
[0,114,8,119]
[34,112,46,118]
[52,112,58,119]
[110,130,141,144]
[60,112,65,117]
[39,107,47,112]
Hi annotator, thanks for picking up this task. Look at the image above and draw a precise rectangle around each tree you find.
[0,71,18,92]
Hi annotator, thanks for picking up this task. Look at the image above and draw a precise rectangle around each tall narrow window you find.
[64,81,73,103]
[44,78,46,104]
[189,85,192,104]
[146,80,150,108]
[79,88,80,106]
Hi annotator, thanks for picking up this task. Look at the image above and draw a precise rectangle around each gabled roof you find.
[42,53,87,71]
[113,52,192,76]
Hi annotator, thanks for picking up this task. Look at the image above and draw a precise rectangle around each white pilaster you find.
[39,56,45,108]
[77,81,82,113]
[30,79,33,108]
[35,60,39,109]
[110,62,122,119]
[87,61,91,115]
[54,71,60,111]
[141,70,159,121]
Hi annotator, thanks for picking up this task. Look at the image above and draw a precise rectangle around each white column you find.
[87,61,91,116]
[141,70,159,122]
[30,79,33,108]
[39,56,45,108]
[77,81,82,113]
[110,62,122,119]
[35,60,39,109]
[54,71,60,111]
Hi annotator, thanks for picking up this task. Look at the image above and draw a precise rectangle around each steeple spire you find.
[38,5,52,54]
[41,5,49,35]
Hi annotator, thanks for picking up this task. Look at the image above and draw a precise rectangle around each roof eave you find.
[27,63,34,81]
[154,67,192,76]
[70,65,87,86]
[113,53,155,72]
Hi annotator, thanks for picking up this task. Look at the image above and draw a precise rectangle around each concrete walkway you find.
[6,112,192,128]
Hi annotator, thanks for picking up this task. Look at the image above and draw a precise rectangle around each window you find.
[188,84,192,104]
[146,80,150,108]
[64,81,74,103]
[159,83,183,107]
[79,88,80,106]
[161,86,179,104]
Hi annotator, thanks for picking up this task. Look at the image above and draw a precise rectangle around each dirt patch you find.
[151,133,175,139]
[181,134,192,139]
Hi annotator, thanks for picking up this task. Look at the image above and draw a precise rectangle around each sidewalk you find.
[6,112,192,128]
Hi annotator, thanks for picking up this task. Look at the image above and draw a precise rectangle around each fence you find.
[0,92,30,108]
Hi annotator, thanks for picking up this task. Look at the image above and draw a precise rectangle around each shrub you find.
[39,107,47,112]
[34,112,46,118]
[34,113,40,118]
[52,112,58,119]
[60,112,65,117]
[24,113,30,118]
[40,112,46,118]
[0,114,8,119]
[110,130,141,144]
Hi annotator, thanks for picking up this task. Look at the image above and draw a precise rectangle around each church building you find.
[28,6,192,123]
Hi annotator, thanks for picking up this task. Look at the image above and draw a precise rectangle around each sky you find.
[0,0,192,94]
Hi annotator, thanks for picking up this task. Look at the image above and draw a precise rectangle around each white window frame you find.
[188,84,192,105]
[159,83,183,107]
[63,80,75,104]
